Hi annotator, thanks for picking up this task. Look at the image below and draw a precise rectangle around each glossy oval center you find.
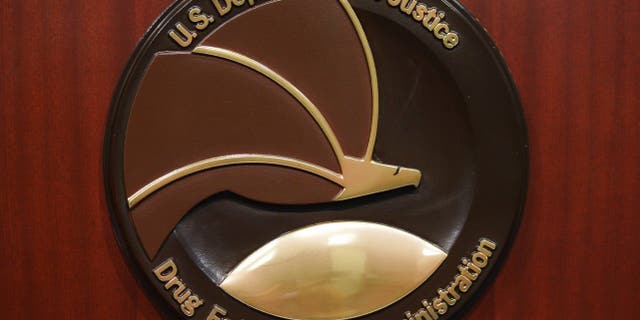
[220,221,447,320]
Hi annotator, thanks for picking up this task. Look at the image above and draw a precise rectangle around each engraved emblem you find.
[105,1,528,319]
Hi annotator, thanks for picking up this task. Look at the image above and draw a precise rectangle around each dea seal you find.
[104,1,528,319]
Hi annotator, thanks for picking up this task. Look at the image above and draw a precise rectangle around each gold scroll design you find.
[128,0,421,209]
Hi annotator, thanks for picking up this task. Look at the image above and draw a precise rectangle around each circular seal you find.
[105,1,528,319]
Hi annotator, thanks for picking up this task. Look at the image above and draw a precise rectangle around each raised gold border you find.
[128,154,344,208]
[338,0,380,162]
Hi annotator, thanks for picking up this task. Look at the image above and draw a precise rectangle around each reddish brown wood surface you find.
[1,0,638,319]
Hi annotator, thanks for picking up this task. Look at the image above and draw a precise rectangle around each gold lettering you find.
[207,305,228,320]
[153,259,204,317]
[168,23,197,48]
[188,7,215,31]
[164,276,183,290]
[404,311,415,320]
[421,300,439,319]
[434,23,450,39]
[437,288,456,306]
[413,308,433,320]
[403,239,497,318]
[455,274,473,293]
[386,0,461,49]
[165,277,191,303]
[443,33,459,49]
[472,252,489,268]
[478,239,497,256]
[422,8,439,30]
[400,0,418,14]
[458,264,478,280]
[181,295,204,317]
[464,257,482,274]
[174,288,192,304]
[213,0,255,16]
[432,298,448,315]
[212,0,233,16]
[424,11,445,31]
[413,4,428,21]
[446,283,461,300]
[153,259,178,282]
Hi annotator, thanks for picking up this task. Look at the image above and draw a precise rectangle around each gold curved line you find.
[192,46,347,166]
[127,154,345,208]
[339,0,380,162]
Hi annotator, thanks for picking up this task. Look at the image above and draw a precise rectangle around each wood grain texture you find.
[462,1,640,319]
[0,0,638,319]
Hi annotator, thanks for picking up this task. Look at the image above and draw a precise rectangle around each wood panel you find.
[463,1,640,318]
[0,0,638,318]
